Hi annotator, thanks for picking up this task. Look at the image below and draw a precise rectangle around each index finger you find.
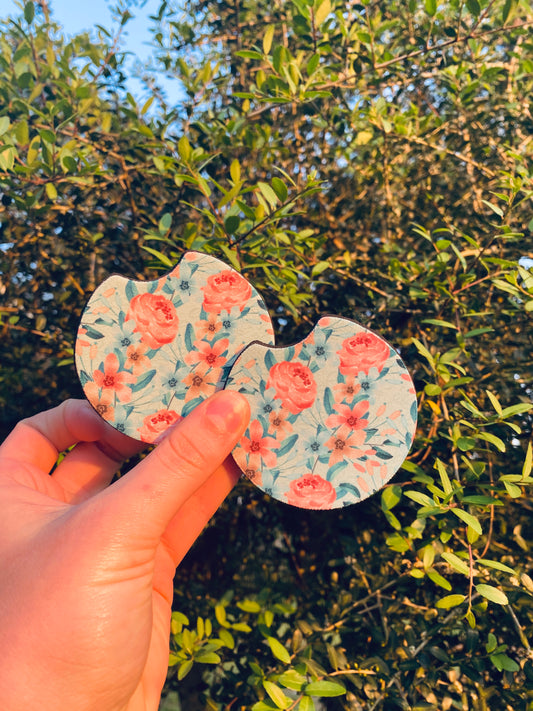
[0,399,139,474]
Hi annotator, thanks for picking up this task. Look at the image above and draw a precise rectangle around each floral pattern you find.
[76,251,274,443]
[226,316,417,510]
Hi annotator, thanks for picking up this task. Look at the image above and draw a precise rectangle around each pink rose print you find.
[92,353,135,403]
[137,409,182,443]
[126,292,179,349]
[285,474,337,509]
[241,419,278,469]
[202,270,252,314]
[267,361,317,415]
[337,332,390,375]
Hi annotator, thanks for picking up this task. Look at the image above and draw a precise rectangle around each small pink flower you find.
[333,376,361,403]
[268,409,293,440]
[124,343,151,376]
[92,353,135,403]
[186,338,229,369]
[195,313,222,341]
[83,382,115,420]
[182,364,219,402]
[325,428,375,467]
[325,400,369,433]
[241,419,278,469]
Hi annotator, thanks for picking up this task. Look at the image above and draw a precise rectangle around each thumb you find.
[95,390,249,541]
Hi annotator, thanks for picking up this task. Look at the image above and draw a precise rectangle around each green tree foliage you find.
[1,0,533,708]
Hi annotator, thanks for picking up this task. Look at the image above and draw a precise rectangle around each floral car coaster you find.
[75,251,274,443]
[225,317,417,510]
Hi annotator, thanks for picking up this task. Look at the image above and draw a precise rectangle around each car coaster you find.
[75,251,274,443]
[224,316,417,510]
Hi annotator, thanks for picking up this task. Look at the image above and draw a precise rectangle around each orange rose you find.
[267,361,317,414]
[202,270,252,314]
[337,332,390,375]
[285,474,337,509]
[126,293,179,349]
[137,409,182,443]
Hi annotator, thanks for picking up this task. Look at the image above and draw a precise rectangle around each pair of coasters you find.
[75,251,417,509]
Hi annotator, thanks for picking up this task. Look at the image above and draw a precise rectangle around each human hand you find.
[0,391,249,711]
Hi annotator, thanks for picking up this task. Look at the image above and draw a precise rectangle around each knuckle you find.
[160,425,214,474]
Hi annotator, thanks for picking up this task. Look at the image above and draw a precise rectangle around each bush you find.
[1,0,532,708]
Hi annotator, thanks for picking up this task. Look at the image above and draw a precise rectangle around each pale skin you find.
[0,390,250,711]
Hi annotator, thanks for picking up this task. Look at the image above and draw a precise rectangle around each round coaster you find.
[75,251,274,443]
[225,316,417,509]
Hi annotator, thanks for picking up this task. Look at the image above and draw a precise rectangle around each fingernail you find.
[205,391,250,434]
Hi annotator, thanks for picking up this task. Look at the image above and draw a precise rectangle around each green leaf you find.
[490,653,520,672]
[297,698,315,711]
[224,215,241,234]
[461,495,502,506]
[230,159,241,183]
[263,681,291,709]
[475,584,509,605]
[263,25,275,55]
[486,390,502,415]
[404,490,434,507]
[412,337,435,368]
[501,403,533,418]
[452,508,482,535]
[425,383,441,396]
[441,551,470,576]
[141,246,174,268]
[478,559,516,575]
[278,669,307,691]
[0,146,16,171]
[477,432,506,452]
[0,116,10,136]
[24,1,35,24]
[178,659,193,680]
[159,212,172,234]
[502,480,522,498]
[178,135,192,161]
[218,629,235,649]
[486,632,498,653]
[427,568,452,590]
[45,182,58,200]
[257,181,279,209]
[436,594,466,609]
[215,604,229,627]
[195,651,221,663]
[381,484,402,510]
[235,50,263,60]
[304,680,346,697]
[267,637,291,664]
[314,0,332,27]
[425,0,437,15]
[271,176,288,202]
[522,441,532,480]
[435,458,453,496]
[237,599,261,613]
[422,318,458,330]
[466,0,481,15]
